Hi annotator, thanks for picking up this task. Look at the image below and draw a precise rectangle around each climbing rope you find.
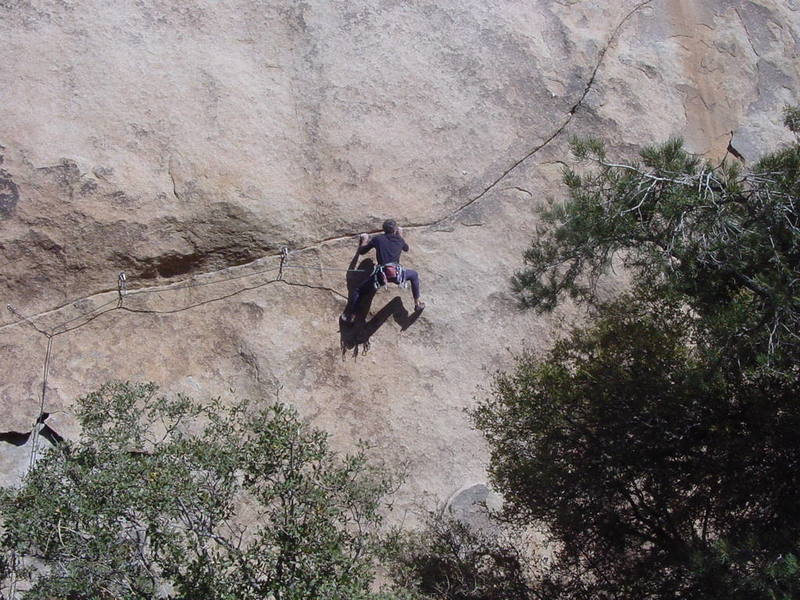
[280,246,368,273]
[1,238,389,335]
[7,303,52,337]
[29,335,53,469]
[1,239,408,473]
[7,304,55,469]
[1,246,368,473]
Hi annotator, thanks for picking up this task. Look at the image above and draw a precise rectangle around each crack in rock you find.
[501,187,534,198]
[429,0,653,227]
[725,131,746,162]
[168,166,181,202]
[735,7,760,58]
[0,416,64,449]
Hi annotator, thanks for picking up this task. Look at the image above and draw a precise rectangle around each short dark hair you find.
[382,219,398,234]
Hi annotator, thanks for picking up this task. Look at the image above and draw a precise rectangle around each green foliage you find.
[0,382,401,600]
[385,510,534,600]
[480,117,800,598]
[783,105,800,134]
[513,135,800,370]
[473,293,800,599]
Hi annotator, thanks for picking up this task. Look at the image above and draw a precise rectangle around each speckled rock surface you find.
[2,0,799,512]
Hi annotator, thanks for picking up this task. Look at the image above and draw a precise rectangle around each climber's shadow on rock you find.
[339,255,421,358]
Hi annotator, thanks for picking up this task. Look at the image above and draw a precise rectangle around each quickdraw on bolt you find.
[118,272,127,306]
[278,247,289,280]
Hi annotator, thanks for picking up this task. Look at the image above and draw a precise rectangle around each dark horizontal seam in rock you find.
[0,430,31,446]
[0,422,63,449]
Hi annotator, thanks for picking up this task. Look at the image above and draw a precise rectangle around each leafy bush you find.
[0,382,400,600]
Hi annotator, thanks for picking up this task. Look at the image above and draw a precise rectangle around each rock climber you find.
[341,219,425,323]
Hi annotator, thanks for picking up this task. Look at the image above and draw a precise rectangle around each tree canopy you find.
[512,135,800,370]
[0,382,399,600]
[474,293,800,599]
[473,121,800,599]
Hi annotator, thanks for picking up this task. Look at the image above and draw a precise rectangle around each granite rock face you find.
[2,0,799,512]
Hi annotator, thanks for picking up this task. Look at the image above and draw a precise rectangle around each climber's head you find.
[382,219,398,234]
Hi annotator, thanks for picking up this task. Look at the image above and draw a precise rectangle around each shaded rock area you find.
[445,483,504,533]
[1,0,799,512]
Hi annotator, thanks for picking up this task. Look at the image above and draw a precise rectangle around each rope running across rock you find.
[2,244,383,473]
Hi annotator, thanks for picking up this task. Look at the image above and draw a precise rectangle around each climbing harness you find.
[372,262,408,290]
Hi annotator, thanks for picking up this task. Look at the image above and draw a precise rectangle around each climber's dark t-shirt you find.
[359,233,409,265]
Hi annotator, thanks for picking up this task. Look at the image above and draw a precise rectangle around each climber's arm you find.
[397,227,409,252]
[358,233,374,255]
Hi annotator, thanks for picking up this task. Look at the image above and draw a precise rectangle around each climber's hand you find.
[359,233,369,245]
[397,226,404,237]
